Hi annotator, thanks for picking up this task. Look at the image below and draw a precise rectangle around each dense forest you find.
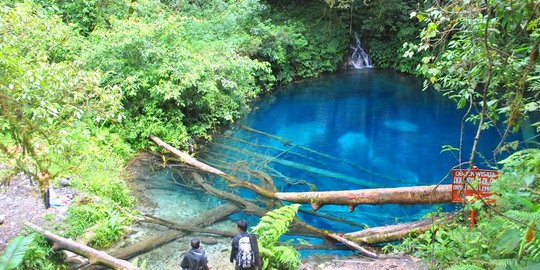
[0,0,539,269]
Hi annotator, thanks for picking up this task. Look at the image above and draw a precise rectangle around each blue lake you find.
[196,69,532,235]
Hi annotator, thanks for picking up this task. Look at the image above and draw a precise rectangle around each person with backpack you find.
[181,238,210,270]
[230,220,261,270]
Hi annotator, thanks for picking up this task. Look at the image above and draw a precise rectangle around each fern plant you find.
[0,234,35,270]
[252,204,301,270]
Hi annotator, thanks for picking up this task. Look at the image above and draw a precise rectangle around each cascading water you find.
[345,33,373,69]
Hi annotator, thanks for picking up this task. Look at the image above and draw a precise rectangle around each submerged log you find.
[345,213,456,244]
[213,142,379,188]
[150,135,275,198]
[239,125,407,184]
[25,222,139,270]
[275,185,452,211]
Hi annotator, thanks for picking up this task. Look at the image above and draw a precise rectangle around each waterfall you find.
[345,33,373,69]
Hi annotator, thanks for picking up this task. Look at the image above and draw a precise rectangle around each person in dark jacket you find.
[230,220,261,270]
[181,238,209,270]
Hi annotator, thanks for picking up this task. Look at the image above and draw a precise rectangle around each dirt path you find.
[0,173,75,251]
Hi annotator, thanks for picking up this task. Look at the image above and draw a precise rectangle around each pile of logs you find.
[26,135,456,269]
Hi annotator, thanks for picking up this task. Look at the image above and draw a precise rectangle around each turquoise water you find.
[196,69,532,235]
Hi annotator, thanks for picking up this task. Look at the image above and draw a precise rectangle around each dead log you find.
[327,233,379,258]
[141,218,236,238]
[190,172,268,216]
[150,135,275,198]
[109,230,179,260]
[345,213,456,244]
[298,209,367,229]
[24,222,139,270]
[152,135,452,210]
[213,142,379,188]
[108,202,239,261]
[275,185,452,211]
[149,136,454,256]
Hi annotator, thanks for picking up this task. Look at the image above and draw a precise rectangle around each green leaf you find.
[0,234,35,270]
[497,229,521,253]
[523,175,535,187]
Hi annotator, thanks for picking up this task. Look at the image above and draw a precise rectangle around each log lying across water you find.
[345,213,456,244]
[25,222,139,270]
[275,185,453,211]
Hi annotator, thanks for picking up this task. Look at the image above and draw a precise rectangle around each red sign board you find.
[451,168,499,203]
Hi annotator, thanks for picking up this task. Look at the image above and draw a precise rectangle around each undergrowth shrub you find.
[388,149,540,269]
[20,234,64,270]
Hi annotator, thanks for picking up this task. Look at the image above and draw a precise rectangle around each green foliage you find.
[36,0,131,35]
[326,0,425,72]
[0,234,35,270]
[130,257,148,269]
[252,204,301,270]
[18,234,63,270]
[78,0,347,149]
[258,2,348,83]
[405,0,540,135]
[0,1,122,193]
[80,0,275,149]
[390,149,540,269]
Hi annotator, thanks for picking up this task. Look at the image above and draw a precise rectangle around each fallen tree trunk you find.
[275,185,452,211]
[109,202,239,260]
[109,230,178,261]
[150,135,275,198]
[345,213,456,244]
[189,172,268,216]
[141,214,236,238]
[25,222,139,270]
[327,233,379,258]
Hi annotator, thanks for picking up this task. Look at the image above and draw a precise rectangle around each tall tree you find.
[0,1,121,206]
[404,0,540,165]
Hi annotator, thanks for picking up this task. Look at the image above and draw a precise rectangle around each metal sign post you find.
[451,167,499,230]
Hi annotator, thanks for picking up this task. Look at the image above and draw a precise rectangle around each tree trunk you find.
[344,213,456,244]
[275,185,452,211]
[108,202,239,260]
[327,233,379,258]
[25,222,139,270]
[150,135,275,198]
